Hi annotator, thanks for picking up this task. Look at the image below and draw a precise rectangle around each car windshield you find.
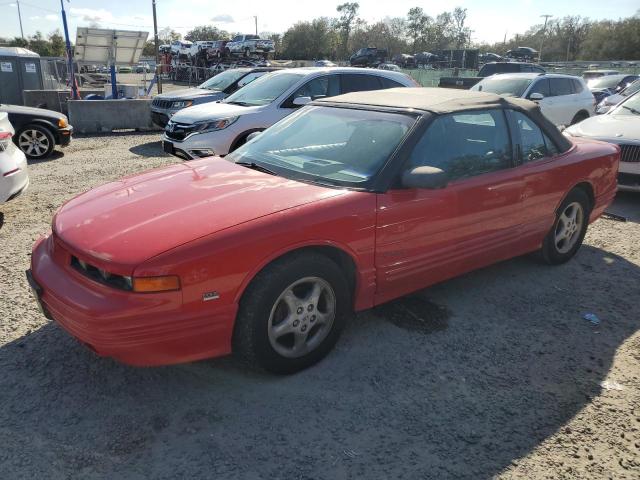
[588,76,624,89]
[226,106,416,188]
[472,77,533,97]
[199,70,248,91]
[223,72,303,106]
[611,92,640,116]
[621,79,640,97]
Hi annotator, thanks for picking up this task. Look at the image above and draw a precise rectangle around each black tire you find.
[570,111,589,125]
[16,124,55,159]
[233,252,351,374]
[540,188,591,265]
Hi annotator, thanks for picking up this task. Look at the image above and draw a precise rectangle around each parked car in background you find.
[565,90,640,192]
[150,67,278,127]
[392,54,416,68]
[439,62,545,89]
[314,60,336,67]
[505,47,538,60]
[379,63,402,71]
[0,112,28,204]
[596,78,640,114]
[135,63,151,73]
[479,52,504,63]
[587,74,638,93]
[28,88,619,373]
[163,67,419,160]
[414,51,442,68]
[349,47,387,67]
[0,104,73,159]
[471,73,594,126]
[226,35,275,57]
[170,40,193,56]
[206,41,229,60]
[582,70,620,81]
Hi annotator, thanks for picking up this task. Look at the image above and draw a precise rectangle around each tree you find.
[48,31,65,57]
[451,7,471,48]
[185,25,230,42]
[406,7,430,51]
[336,2,359,58]
[158,27,181,43]
[142,41,156,57]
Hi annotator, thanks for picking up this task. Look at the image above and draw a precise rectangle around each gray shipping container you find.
[0,47,44,105]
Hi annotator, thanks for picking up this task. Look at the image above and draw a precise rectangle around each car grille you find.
[70,255,133,291]
[152,98,174,109]
[165,121,196,141]
[619,144,640,163]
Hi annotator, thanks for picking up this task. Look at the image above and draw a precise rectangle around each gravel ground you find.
[1,133,639,479]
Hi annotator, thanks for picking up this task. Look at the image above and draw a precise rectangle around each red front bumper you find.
[29,235,237,366]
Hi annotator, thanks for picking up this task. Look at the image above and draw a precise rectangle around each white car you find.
[565,90,640,192]
[471,73,595,126]
[596,78,640,114]
[0,112,29,204]
[163,67,420,160]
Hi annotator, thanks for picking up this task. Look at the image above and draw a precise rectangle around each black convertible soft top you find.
[316,87,573,153]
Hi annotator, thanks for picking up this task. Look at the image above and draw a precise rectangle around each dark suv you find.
[0,104,73,159]
[150,67,278,127]
[349,48,388,68]
[439,62,546,89]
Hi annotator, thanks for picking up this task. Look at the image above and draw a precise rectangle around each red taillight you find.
[0,132,12,140]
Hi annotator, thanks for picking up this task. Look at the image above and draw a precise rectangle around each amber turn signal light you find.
[132,276,181,293]
[58,118,68,128]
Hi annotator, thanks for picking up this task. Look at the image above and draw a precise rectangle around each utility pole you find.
[539,14,552,62]
[60,0,79,99]
[152,0,162,94]
[16,0,24,39]
[254,16,258,36]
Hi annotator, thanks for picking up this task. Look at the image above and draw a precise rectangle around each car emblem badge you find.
[168,123,175,132]
[203,291,220,302]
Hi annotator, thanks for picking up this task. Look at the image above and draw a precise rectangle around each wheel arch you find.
[229,128,264,152]
[554,181,594,216]
[571,110,590,124]
[234,243,360,307]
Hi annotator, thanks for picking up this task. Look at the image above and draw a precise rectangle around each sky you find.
[5,0,640,45]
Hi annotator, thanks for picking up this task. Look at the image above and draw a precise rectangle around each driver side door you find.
[374,109,526,304]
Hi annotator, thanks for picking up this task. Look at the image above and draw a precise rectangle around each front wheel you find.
[233,253,350,374]
[540,189,591,264]
[16,124,55,159]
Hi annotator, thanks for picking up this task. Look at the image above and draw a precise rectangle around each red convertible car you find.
[27,89,619,373]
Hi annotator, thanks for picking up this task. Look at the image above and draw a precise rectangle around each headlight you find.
[58,118,68,128]
[171,100,193,109]
[193,117,239,133]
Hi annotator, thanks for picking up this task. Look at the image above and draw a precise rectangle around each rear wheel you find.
[16,124,55,159]
[233,253,350,374]
[540,189,591,264]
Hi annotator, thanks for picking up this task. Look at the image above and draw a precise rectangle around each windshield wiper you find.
[226,101,252,106]
[235,161,277,175]
[621,105,640,115]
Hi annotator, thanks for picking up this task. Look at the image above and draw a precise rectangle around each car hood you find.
[155,87,222,101]
[170,102,263,123]
[565,114,640,142]
[53,159,346,270]
[0,103,65,120]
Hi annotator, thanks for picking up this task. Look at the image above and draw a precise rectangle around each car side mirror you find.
[246,131,262,142]
[401,166,449,189]
[529,92,544,101]
[292,96,312,107]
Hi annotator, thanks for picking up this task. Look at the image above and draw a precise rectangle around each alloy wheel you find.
[267,277,336,358]
[554,201,584,254]
[18,129,50,158]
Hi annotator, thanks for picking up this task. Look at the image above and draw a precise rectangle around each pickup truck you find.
[225,35,275,57]
[438,61,546,89]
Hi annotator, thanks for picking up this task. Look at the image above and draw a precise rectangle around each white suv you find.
[471,73,595,126]
[162,67,420,159]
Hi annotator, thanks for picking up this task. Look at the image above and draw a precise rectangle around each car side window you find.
[284,75,340,108]
[571,79,584,93]
[408,109,512,181]
[528,78,549,97]
[549,78,573,96]
[512,111,558,162]
[379,77,404,89]
[340,74,382,94]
